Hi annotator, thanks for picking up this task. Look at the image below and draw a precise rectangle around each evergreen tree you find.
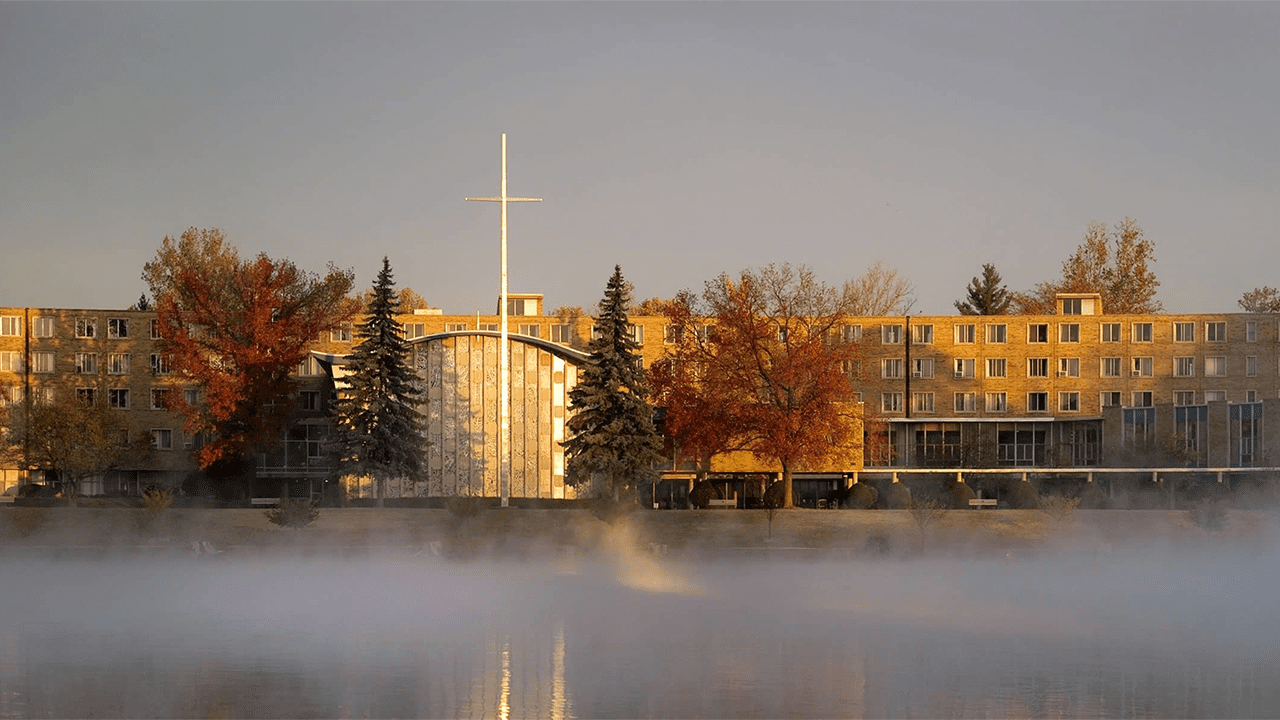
[955,263,1012,315]
[328,257,425,506]
[563,265,664,503]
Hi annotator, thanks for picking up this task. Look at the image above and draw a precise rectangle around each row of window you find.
[785,320,1265,346]
[878,355,1272,379]
[0,316,165,340]
[0,352,173,375]
[878,390,1269,415]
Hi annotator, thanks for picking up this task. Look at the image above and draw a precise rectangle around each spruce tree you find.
[955,263,1013,315]
[328,257,425,506]
[563,265,664,504]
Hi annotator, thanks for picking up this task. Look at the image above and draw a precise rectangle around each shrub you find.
[690,480,721,510]
[762,480,786,510]
[847,483,878,509]
[1005,481,1041,510]
[265,498,318,529]
[445,495,488,519]
[141,485,174,514]
[588,494,634,525]
[881,482,912,509]
[949,481,976,509]
[1039,494,1080,526]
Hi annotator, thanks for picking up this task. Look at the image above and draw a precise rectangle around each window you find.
[446,322,468,332]
[954,392,976,413]
[1131,357,1153,377]
[882,324,903,344]
[881,393,903,413]
[1057,358,1080,378]
[150,319,162,340]
[331,324,353,342]
[150,388,169,410]
[1059,392,1080,412]
[1246,321,1257,342]
[517,324,541,338]
[1132,323,1152,342]
[551,324,573,344]
[107,318,129,339]
[1206,322,1226,342]
[107,353,130,375]
[695,325,715,343]
[1247,389,1258,403]
[1132,391,1154,408]
[1101,357,1122,378]
[912,392,935,413]
[985,324,1007,344]
[1174,322,1195,342]
[77,387,96,405]
[151,429,173,450]
[953,324,975,344]
[776,327,789,344]
[1204,356,1226,377]
[842,324,862,343]
[1205,391,1226,403]
[1027,324,1049,343]
[1101,323,1122,343]
[75,352,98,374]
[506,298,528,316]
[31,316,54,338]
[31,351,54,374]
[0,352,22,373]
[1027,392,1049,412]
[1027,358,1049,378]
[297,356,324,377]
[664,325,682,344]
[911,358,934,379]
[1101,391,1122,408]
[404,323,426,340]
[954,358,975,378]
[986,392,1007,413]
[1058,323,1080,343]
[0,316,21,337]
[881,359,903,379]
[1061,297,1083,315]
[0,386,23,407]
[108,388,129,409]
[1174,391,1196,406]
[841,359,862,377]
[479,323,499,332]
[1246,356,1257,377]
[1174,357,1195,378]
[300,391,320,411]
[911,324,933,344]
[986,358,1007,378]
[150,353,171,375]
[184,388,200,406]
[628,324,644,344]
[75,317,97,338]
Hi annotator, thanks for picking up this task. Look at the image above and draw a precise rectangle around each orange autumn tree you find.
[143,228,355,488]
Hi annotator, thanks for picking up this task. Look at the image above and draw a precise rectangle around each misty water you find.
[1,547,1278,718]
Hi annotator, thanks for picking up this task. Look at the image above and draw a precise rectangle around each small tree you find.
[955,263,1012,315]
[1238,286,1280,313]
[563,266,665,505]
[328,258,426,507]
[1014,218,1161,314]
[907,498,946,553]
[847,260,916,316]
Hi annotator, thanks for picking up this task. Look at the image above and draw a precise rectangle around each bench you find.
[0,496,14,505]
[969,498,998,509]
[707,499,738,509]
[250,498,279,506]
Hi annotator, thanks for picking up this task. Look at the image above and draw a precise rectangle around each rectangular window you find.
[1206,322,1226,342]
[628,324,644,344]
[841,359,862,378]
[1027,392,1049,412]
[1246,321,1257,342]
[953,324,975,344]
[663,324,682,344]
[1057,357,1080,378]
[881,392,903,413]
[1205,356,1227,377]
[107,318,129,339]
[0,316,21,336]
[986,358,1007,378]
[1132,391,1154,408]
[1174,391,1197,406]
[151,429,173,450]
[1132,323,1153,342]
[1027,324,1049,343]
[0,385,23,407]
[1174,322,1195,342]
[1059,392,1080,412]
[404,323,426,340]
[912,392,935,413]
[1101,391,1122,408]
[1102,357,1122,378]
[881,358,903,379]
[842,324,862,343]
[151,388,169,410]
[75,352,98,374]
[107,353,130,375]
[108,388,129,409]
[1174,357,1195,378]
[75,317,97,338]
[300,391,320,411]
[911,358,934,379]
[150,353,171,375]
[77,388,96,406]
[986,392,1007,413]
[331,324,353,342]
[150,319,162,340]
[1027,358,1049,378]
[0,352,22,373]
[911,324,933,344]
[1058,323,1080,343]
[551,324,573,344]
[33,316,54,338]
[32,351,54,374]
[517,323,541,339]
[1247,389,1258,402]
[1061,298,1083,315]
[297,356,324,377]
[985,324,1007,344]
[506,298,527,316]
[1205,390,1226,403]
[479,323,499,332]
[1246,356,1257,377]
[1101,323,1122,343]
[184,388,200,406]
[1132,357,1153,377]
[954,392,976,413]
[954,358,975,378]
[446,322,468,332]
[882,324,903,344]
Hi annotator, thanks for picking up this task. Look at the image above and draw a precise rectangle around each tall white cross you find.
[466,133,542,507]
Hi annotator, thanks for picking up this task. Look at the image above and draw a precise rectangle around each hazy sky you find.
[2,2,1277,315]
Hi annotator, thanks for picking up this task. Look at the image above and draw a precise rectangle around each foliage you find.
[328,258,426,506]
[881,482,912,509]
[847,260,916,316]
[907,497,946,552]
[632,296,679,317]
[762,480,787,509]
[955,263,1012,315]
[847,482,878,509]
[265,498,319,528]
[140,485,174,514]
[688,480,721,509]
[143,227,355,469]
[1013,218,1161,314]
[1187,501,1228,533]
[1005,481,1041,509]
[1238,286,1280,313]
[352,286,431,313]
[564,266,665,501]
[1039,494,1080,526]
[949,481,977,509]
[131,293,152,311]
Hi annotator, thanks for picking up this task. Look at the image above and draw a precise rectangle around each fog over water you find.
[1,545,1277,718]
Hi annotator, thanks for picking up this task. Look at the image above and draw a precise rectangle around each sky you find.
[2,2,1277,316]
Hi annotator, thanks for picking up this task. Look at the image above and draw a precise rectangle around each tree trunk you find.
[781,461,794,509]
[376,475,385,508]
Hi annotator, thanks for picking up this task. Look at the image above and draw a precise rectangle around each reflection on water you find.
[0,552,1277,718]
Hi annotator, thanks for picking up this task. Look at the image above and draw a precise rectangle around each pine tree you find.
[328,257,425,506]
[955,263,1012,315]
[563,265,664,504]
